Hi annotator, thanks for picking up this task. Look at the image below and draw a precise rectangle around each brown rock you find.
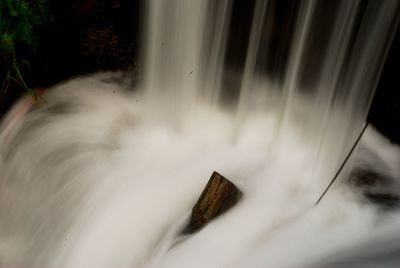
[184,171,242,234]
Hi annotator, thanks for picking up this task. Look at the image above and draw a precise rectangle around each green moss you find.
[1,0,49,96]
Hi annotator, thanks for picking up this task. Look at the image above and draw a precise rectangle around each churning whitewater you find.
[1,0,400,267]
[1,73,400,268]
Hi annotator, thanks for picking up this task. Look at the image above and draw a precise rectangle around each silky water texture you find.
[0,73,400,268]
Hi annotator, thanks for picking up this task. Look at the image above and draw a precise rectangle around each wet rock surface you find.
[184,171,242,234]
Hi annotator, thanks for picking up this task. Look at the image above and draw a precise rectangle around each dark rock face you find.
[350,168,400,209]
[348,145,400,210]
[349,168,392,188]
[364,192,400,209]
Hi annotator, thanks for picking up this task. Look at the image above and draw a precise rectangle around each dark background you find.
[0,0,141,117]
[368,24,400,144]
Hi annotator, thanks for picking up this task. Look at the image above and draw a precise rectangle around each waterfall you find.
[1,1,400,268]
[141,0,399,190]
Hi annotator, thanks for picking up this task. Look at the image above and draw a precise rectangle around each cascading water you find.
[142,0,399,192]
[0,0,400,268]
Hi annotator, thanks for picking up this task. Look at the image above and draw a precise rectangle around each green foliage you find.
[0,0,49,96]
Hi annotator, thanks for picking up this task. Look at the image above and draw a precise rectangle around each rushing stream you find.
[1,0,400,267]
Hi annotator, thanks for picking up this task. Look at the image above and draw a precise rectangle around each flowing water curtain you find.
[236,0,269,124]
[141,0,207,127]
[141,0,234,129]
[227,0,400,189]
[140,0,400,189]
[199,0,232,108]
[307,0,400,189]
